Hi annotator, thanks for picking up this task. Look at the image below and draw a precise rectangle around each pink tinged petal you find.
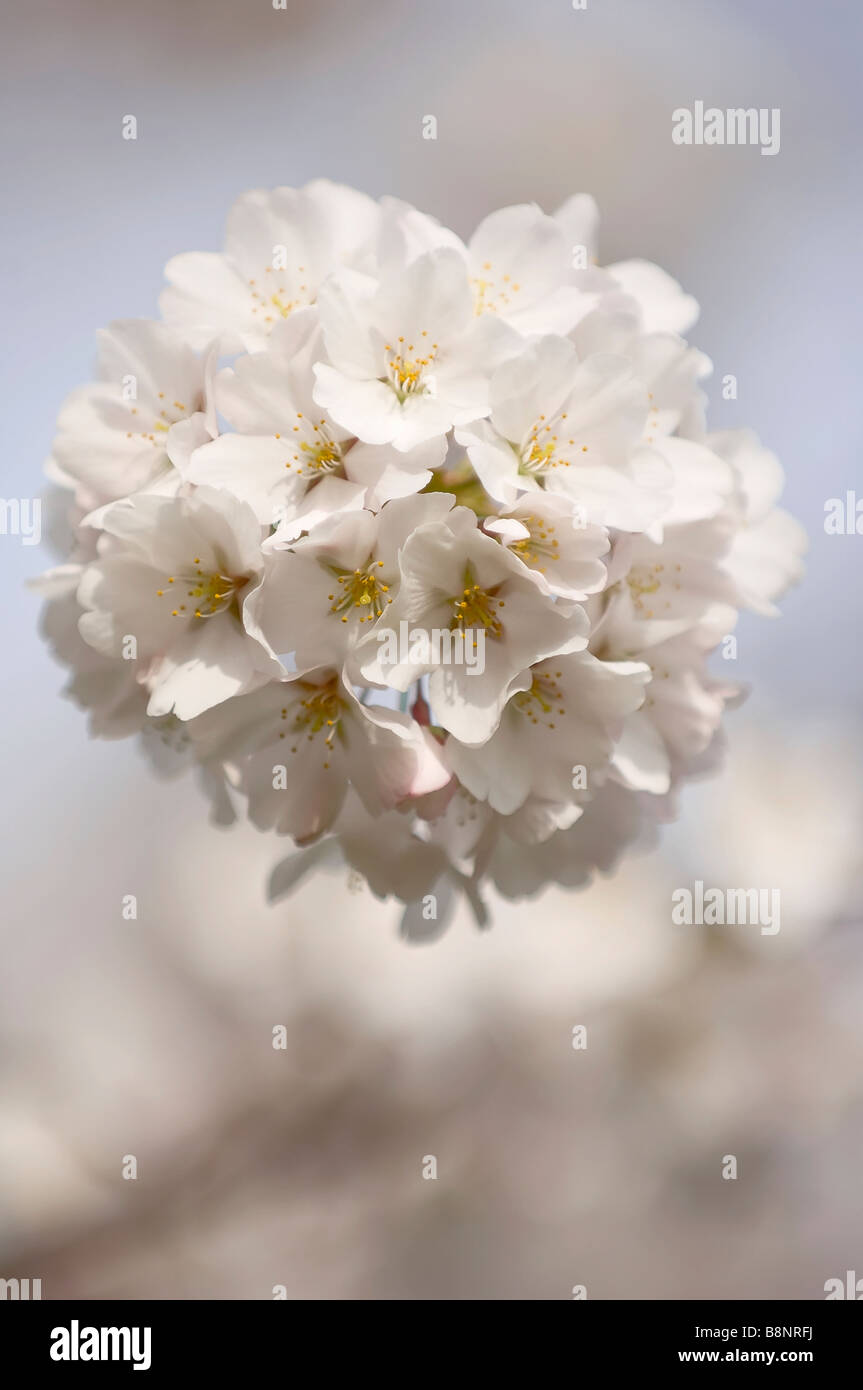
[344,693,451,807]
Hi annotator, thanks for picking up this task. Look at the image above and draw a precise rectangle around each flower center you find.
[126,392,197,448]
[382,334,438,401]
[512,669,566,728]
[156,559,248,619]
[519,415,589,478]
[278,678,345,771]
[248,264,312,327]
[508,515,560,573]
[470,261,521,316]
[324,557,392,624]
[282,415,343,478]
[449,564,504,639]
[625,561,682,618]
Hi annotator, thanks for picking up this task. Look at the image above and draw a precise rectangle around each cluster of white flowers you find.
[38,180,805,928]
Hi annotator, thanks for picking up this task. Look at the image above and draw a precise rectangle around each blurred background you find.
[1,0,862,1299]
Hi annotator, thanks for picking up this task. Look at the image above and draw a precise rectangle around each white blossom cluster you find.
[37,181,805,927]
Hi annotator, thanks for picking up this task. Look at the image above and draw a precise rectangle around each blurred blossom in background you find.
[2,0,862,1298]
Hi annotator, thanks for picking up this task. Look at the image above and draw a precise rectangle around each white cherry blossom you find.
[313,249,520,450]
[189,669,450,845]
[456,334,672,529]
[161,180,380,352]
[51,319,214,511]
[446,652,650,815]
[77,486,281,720]
[248,493,456,675]
[185,314,443,523]
[35,182,804,930]
[356,506,590,743]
